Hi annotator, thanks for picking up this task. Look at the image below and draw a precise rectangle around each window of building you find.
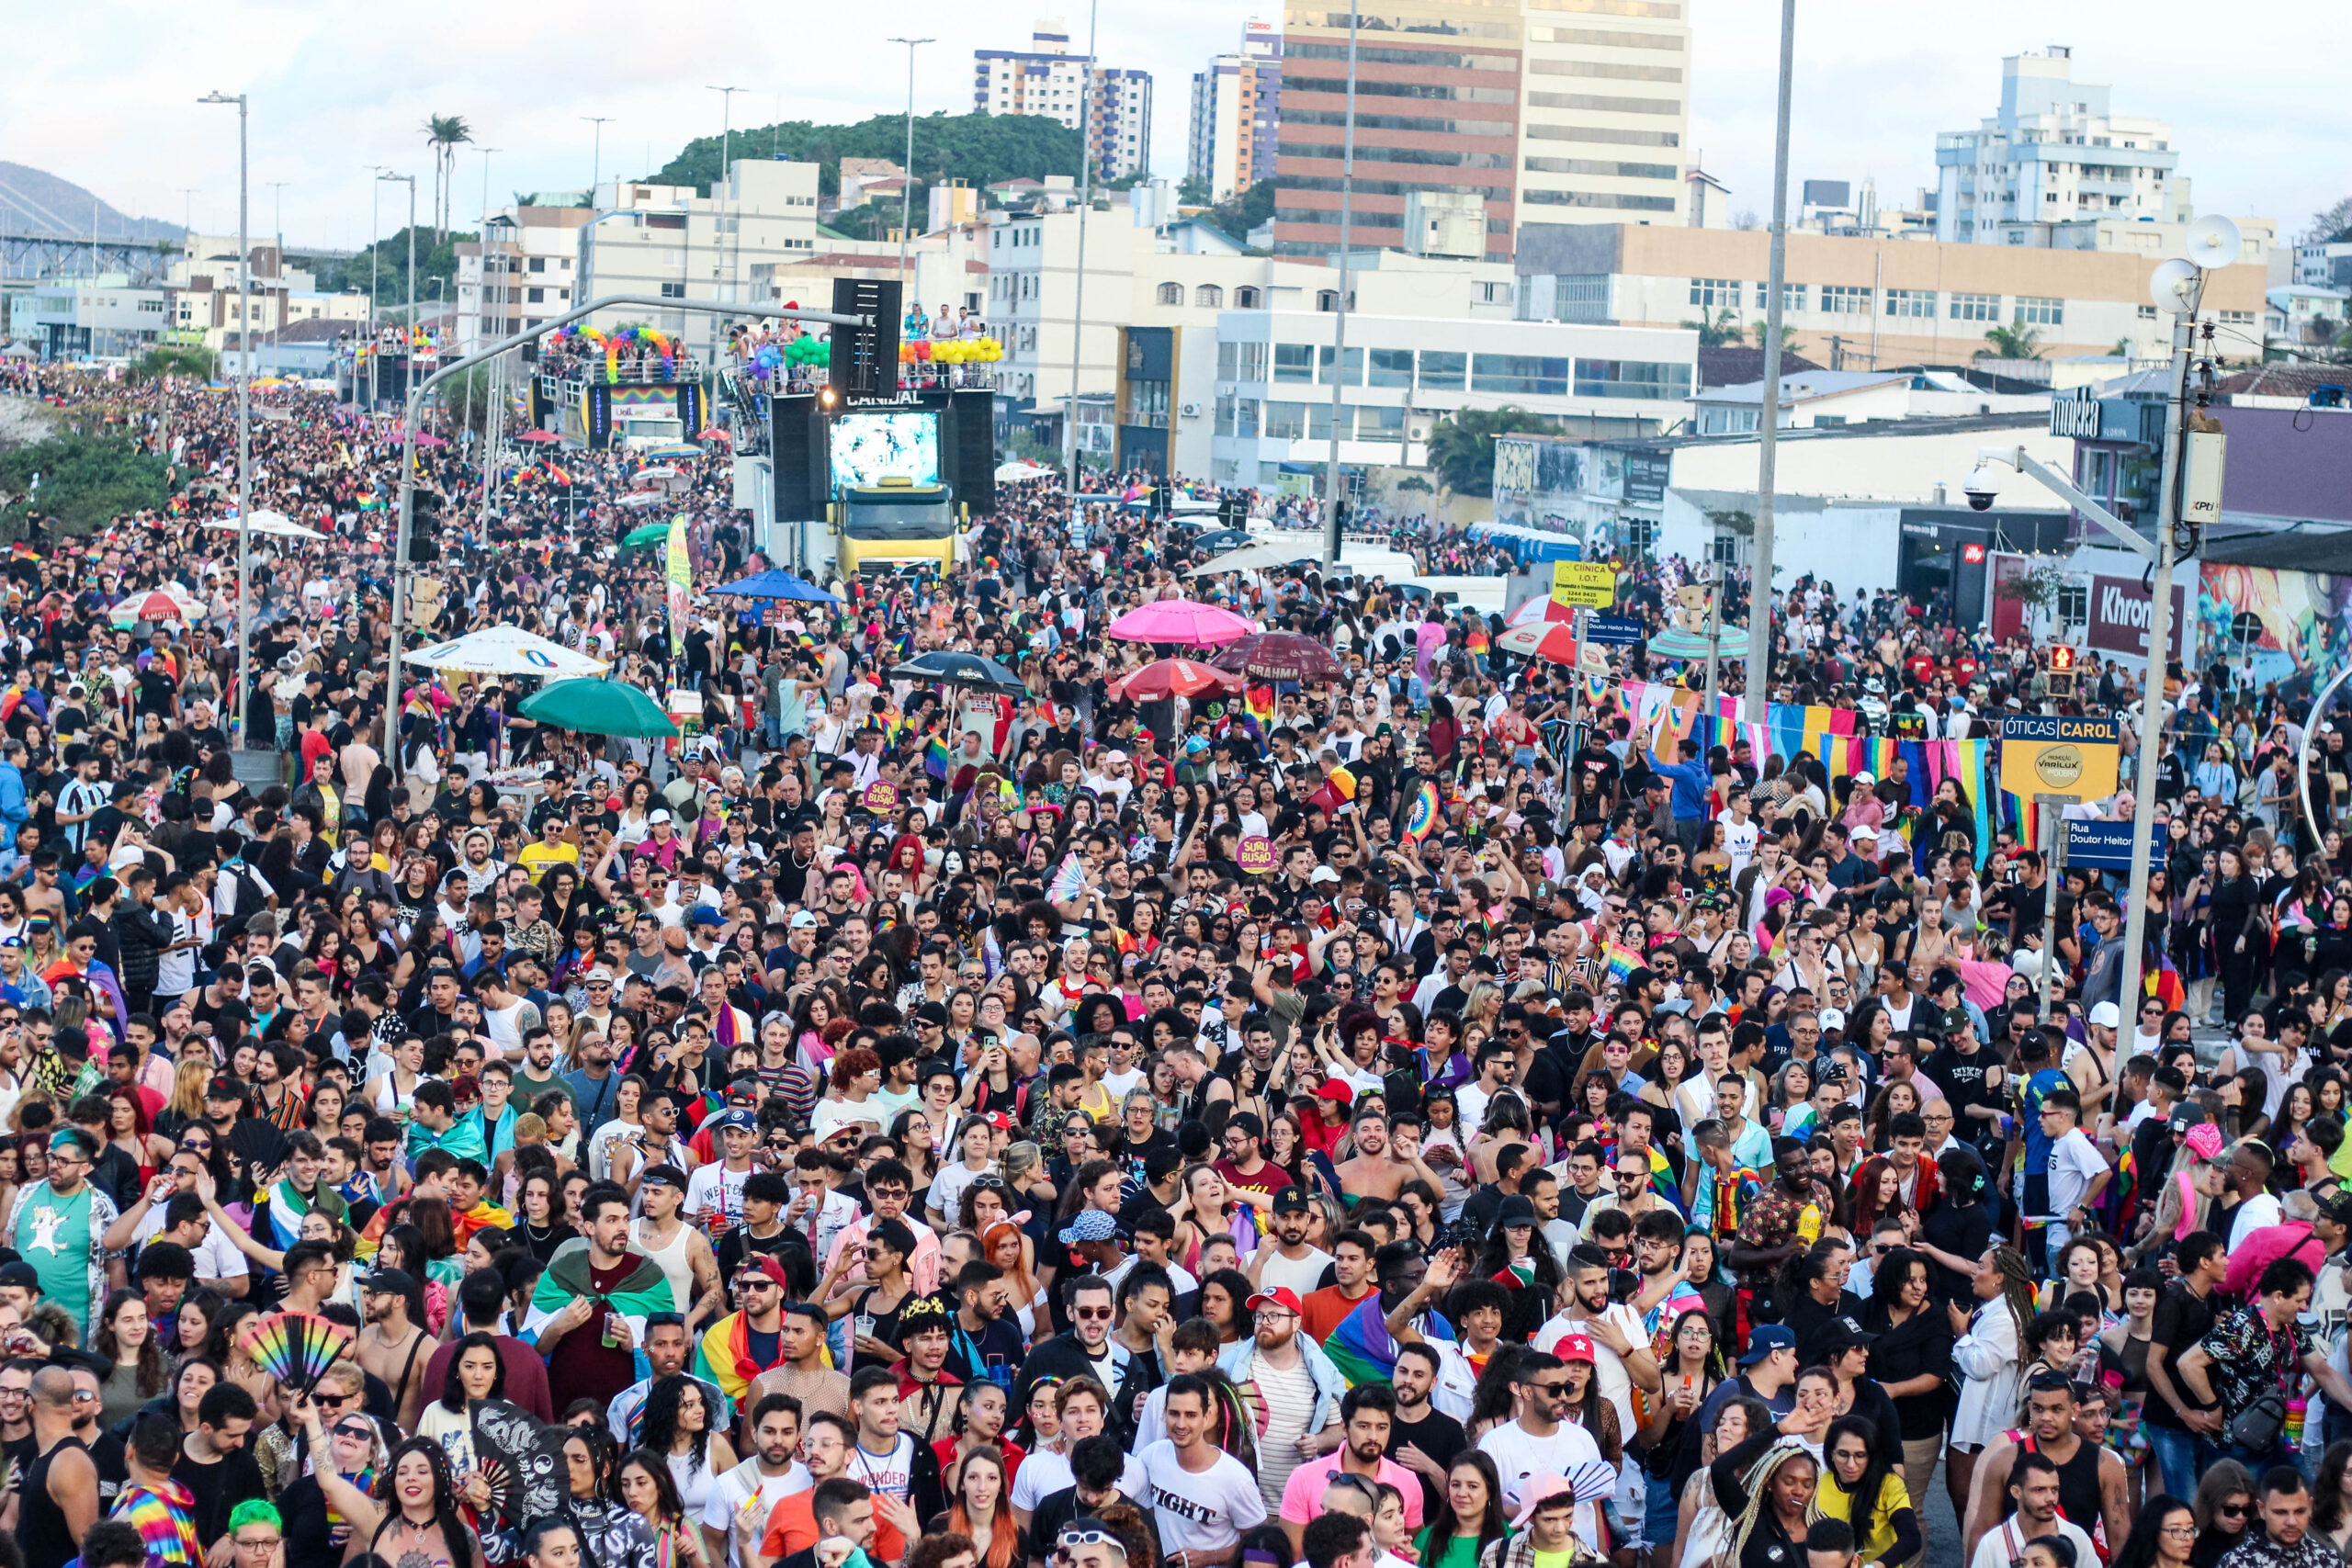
[1949,291,1999,321]
[1195,284,1223,308]
[528,257,547,273]
[1883,288,1935,318]
[1237,342,1270,382]
[1261,401,1308,439]
[1217,341,1238,380]
[1357,404,1407,442]
[1472,354,1570,396]
[1307,402,1353,441]
[660,282,686,299]
[1575,358,1692,400]
[1318,344,1363,384]
[1368,347,1413,388]
[1236,398,1260,437]
[2057,581,2088,626]
[526,288,545,304]
[1757,281,1805,312]
[1419,350,1466,391]
[1821,286,1871,315]
[1689,277,1738,308]
[2015,296,2063,326]
[1698,406,1760,435]
[1235,286,1262,308]
[1273,344,1314,383]
[2220,310,2255,325]
[1157,282,1183,305]
[1554,276,1610,322]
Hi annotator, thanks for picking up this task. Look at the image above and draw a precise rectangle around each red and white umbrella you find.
[1494,620,1581,662]
[1507,594,1577,627]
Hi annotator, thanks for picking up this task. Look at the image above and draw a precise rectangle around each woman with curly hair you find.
[1949,1244,2035,1518]
[640,1372,737,1520]
[811,1046,885,1144]
[335,1436,486,1568]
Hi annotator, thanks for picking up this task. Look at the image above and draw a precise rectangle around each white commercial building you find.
[975,19,1153,182]
[575,161,821,358]
[20,276,171,360]
[1208,310,1695,490]
[1188,19,1281,203]
[1515,1,1692,228]
[1934,48,2184,244]
[455,203,593,353]
[1688,368,2049,435]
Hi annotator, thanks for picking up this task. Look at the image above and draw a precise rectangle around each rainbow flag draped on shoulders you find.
[1324,1291,1455,1388]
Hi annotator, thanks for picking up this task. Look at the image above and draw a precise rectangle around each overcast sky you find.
[10,0,2345,252]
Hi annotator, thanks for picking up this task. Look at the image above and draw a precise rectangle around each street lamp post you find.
[1741,0,1796,725]
[1062,0,1100,506]
[198,89,253,754]
[885,40,933,286]
[266,180,289,378]
[1321,0,1358,567]
[708,85,746,366]
[582,117,615,202]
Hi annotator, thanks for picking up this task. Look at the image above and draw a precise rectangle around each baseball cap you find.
[649,809,673,825]
[1813,1316,1876,1354]
[205,1076,244,1102]
[736,1255,790,1289]
[1314,1079,1354,1105]
[1271,1184,1311,1214]
[1739,1325,1797,1366]
[1308,867,1340,886]
[1244,1286,1304,1316]
[789,910,821,930]
[714,1109,757,1133]
[1555,1333,1596,1365]
[687,907,723,928]
[1058,1210,1119,1246]
[2088,1001,2121,1030]
[0,1261,38,1292]
[582,968,616,985]
[1495,1193,1537,1229]
[1511,1474,1579,1529]
[365,1267,419,1297]
[1818,1007,1848,1033]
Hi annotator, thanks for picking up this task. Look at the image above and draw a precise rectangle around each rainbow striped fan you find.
[238,1312,356,1396]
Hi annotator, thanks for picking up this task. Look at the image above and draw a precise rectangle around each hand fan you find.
[239,1312,356,1396]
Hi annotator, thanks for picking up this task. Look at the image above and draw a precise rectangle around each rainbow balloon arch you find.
[544,323,692,384]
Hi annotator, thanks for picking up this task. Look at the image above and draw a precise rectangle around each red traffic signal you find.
[2048,645,2076,671]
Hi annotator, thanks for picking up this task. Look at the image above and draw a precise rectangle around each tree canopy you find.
[0,434,171,539]
[297,226,473,319]
[1427,406,1555,497]
[649,111,1081,200]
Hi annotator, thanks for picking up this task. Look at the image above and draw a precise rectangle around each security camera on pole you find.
[1960,213,2241,1026]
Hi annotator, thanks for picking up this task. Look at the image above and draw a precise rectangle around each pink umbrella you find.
[1107,599,1258,647]
[514,429,561,445]
[413,434,447,448]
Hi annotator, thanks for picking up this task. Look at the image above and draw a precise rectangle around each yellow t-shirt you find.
[518,840,581,873]
[1814,1472,1910,1564]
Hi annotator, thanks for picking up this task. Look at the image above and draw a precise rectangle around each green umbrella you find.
[620,520,670,550]
[517,678,680,739]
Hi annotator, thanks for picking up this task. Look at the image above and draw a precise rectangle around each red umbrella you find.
[1494,621,1581,662]
[1210,631,1345,684]
[698,427,733,443]
[1113,658,1243,701]
[514,429,561,445]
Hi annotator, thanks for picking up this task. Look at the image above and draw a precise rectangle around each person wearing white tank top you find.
[631,1172,720,1328]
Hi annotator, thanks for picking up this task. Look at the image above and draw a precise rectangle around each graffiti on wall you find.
[2196,561,2352,686]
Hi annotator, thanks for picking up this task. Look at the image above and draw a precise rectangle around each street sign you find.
[1550,560,1617,609]
[1584,615,1642,646]
[2066,818,2168,872]
[1999,714,2121,800]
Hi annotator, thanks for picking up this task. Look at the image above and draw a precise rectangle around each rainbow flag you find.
[924,736,952,780]
[1323,1292,1454,1389]
[1244,683,1275,726]
[8,543,38,562]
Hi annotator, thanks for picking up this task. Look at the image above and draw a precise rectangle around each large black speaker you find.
[770,392,829,522]
[947,389,996,516]
[828,278,901,398]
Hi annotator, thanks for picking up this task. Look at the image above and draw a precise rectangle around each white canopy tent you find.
[407,626,610,677]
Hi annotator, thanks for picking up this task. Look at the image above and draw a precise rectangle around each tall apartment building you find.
[1272,0,1691,265]
[975,20,1154,181]
[1189,20,1283,203]
[1934,49,2183,244]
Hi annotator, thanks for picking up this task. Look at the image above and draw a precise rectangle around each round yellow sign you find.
[2033,744,2085,792]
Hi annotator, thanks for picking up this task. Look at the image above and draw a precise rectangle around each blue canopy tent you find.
[1464,520,1587,565]
[708,570,842,604]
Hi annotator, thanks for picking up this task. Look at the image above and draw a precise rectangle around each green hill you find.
[648,111,1081,201]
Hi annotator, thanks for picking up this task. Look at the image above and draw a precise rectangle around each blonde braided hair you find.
[1723,1438,1822,1568]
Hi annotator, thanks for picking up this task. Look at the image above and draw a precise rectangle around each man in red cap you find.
[694,1254,795,1406]
[1222,1283,1345,1519]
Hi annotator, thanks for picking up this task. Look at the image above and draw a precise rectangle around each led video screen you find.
[830,412,940,489]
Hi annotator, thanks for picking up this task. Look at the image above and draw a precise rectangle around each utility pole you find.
[1321,0,1358,567]
[707,85,745,366]
[1061,0,1100,507]
[1741,0,1794,725]
[266,181,289,378]
[198,90,252,755]
[476,147,503,517]
[582,117,614,202]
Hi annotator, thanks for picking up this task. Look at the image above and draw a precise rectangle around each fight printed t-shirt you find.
[843,1434,917,1562]
[1133,1439,1268,1556]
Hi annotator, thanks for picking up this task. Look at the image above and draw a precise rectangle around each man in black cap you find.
[1250,1186,1331,1300]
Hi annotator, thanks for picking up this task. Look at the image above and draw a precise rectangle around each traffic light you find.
[2046,644,2076,698]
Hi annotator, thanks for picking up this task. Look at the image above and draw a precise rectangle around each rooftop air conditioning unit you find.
[1180,401,1203,418]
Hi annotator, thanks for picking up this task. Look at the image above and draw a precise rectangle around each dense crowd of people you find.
[0,358,2339,1568]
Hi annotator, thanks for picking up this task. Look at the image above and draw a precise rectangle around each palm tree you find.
[1426,405,1555,496]
[1977,323,2043,360]
[1679,308,1743,348]
[422,114,473,240]
[1748,321,1797,350]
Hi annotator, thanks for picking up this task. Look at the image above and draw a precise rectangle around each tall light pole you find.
[198,90,253,755]
[1740,0,1796,724]
[1061,0,1099,504]
[363,165,387,361]
[1321,1,1358,566]
[476,147,504,515]
[708,85,746,364]
[582,117,615,202]
[380,172,417,407]
[177,188,198,241]
[885,41,933,285]
[266,180,289,378]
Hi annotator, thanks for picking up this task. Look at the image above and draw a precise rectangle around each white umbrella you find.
[993,459,1056,484]
[407,626,609,677]
[207,511,328,541]
[616,491,667,510]
[1182,539,1324,578]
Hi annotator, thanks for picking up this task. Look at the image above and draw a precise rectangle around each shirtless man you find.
[357,1267,435,1435]
[1334,1111,1443,1206]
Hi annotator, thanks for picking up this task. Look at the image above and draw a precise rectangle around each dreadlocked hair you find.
[1990,1246,2035,1337]
[1726,1439,1822,1568]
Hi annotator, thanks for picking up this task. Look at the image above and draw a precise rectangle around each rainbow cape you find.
[1323,1292,1456,1389]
